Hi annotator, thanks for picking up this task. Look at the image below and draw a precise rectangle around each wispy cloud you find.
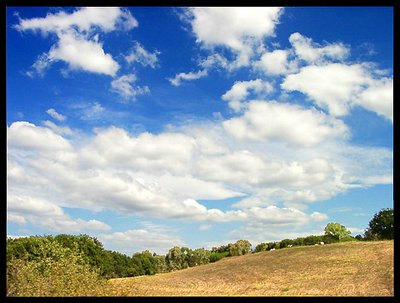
[46,108,66,121]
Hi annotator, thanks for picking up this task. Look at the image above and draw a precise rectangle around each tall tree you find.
[364,208,394,240]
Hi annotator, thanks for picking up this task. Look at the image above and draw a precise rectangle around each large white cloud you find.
[281,63,393,121]
[15,7,137,34]
[356,77,393,122]
[7,121,72,152]
[7,195,111,233]
[186,7,282,53]
[7,108,391,232]
[48,31,120,76]
[15,7,138,77]
[222,100,349,147]
[170,7,283,83]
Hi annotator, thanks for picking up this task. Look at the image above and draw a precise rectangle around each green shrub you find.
[254,243,269,253]
[210,251,229,263]
[340,236,357,242]
[7,238,111,296]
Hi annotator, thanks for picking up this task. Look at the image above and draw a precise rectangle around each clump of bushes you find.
[210,251,229,263]
[7,237,112,296]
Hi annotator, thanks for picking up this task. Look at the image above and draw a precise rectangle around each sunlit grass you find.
[109,241,393,296]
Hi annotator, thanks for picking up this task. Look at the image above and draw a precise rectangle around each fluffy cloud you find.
[15,7,137,34]
[7,195,111,233]
[281,63,393,121]
[7,114,391,231]
[222,79,274,112]
[15,7,138,76]
[223,100,349,147]
[253,32,349,77]
[110,74,150,100]
[125,41,160,68]
[289,32,349,64]
[48,31,120,76]
[253,49,295,75]
[169,7,283,81]
[355,77,393,122]
[185,7,282,66]
[7,121,72,152]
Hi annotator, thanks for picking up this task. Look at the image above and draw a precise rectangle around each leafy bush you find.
[7,238,111,296]
[210,251,229,263]
[254,243,269,253]
[303,235,324,246]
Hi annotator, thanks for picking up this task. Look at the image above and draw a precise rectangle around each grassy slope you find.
[109,240,394,296]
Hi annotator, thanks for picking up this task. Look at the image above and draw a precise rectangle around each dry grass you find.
[109,240,394,297]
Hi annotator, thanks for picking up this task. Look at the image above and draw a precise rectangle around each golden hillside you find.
[110,240,394,296]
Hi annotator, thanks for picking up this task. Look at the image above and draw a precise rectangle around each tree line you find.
[6,208,393,296]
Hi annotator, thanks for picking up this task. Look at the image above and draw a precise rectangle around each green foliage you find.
[365,208,394,240]
[355,234,364,241]
[153,255,168,273]
[279,239,294,249]
[7,238,110,296]
[254,242,269,253]
[190,248,211,266]
[54,234,104,270]
[211,244,230,254]
[324,223,351,241]
[303,235,324,246]
[228,240,252,256]
[210,251,229,263]
[340,236,357,242]
[132,250,157,275]
[166,246,187,271]
[102,250,135,278]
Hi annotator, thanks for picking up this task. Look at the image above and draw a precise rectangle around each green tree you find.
[324,223,351,241]
[228,240,252,256]
[254,242,269,253]
[364,208,394,240]
[153,255,168,273]
[54,234,105,270]
[190,248,211,266]
[166,246,189,271]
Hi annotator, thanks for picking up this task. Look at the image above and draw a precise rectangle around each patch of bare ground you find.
[109,240,393,296]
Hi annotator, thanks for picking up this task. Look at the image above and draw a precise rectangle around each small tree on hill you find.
[324,223,351,241]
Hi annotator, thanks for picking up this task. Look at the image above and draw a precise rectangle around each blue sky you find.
[6,7,393,255]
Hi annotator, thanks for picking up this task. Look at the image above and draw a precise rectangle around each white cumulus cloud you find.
[222,79,274,112]
[15,7,138,77]
[281,63,393,121]
[223,100,350,147]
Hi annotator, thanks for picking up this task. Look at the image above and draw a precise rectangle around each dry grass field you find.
[109,240,394,296]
